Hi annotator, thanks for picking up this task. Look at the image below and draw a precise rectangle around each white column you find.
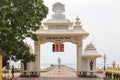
[82,58,87,71]
[30,62,34,71]
[86,58,90,75]
[20,62,24,75]
[27,63,30,71]
[93,58,96,75]
[93,58,96,71]
[86,58,90,71]
[34,41,40,72]
[76,42,82,72]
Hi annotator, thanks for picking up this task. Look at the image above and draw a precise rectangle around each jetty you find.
[16,66,103,80]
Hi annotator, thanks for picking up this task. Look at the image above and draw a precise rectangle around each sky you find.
[18,0,120,68]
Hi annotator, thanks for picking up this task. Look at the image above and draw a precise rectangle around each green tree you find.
[0,0,48,67]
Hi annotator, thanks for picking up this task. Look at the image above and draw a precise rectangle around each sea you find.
[10,61,116,69]
[41,63,76,69]
[40,63,113,69]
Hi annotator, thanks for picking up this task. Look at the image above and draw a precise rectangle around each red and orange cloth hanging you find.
[52,44,64,52]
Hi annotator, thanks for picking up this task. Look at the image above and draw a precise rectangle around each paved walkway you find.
[41,66,76,78]
[16,66,103,80]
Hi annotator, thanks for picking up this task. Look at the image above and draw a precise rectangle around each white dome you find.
[83,42,101,57]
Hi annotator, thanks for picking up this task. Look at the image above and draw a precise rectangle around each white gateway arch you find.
[20,2,101,77]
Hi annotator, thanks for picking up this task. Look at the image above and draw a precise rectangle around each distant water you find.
[41,63,76,69]
[41,63,113,69]
[10,61,118,69]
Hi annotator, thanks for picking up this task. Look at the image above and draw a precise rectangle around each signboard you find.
[46,37,70,41]
[52,44,64,52]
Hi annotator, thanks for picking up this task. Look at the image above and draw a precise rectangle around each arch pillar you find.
[76,41,83,73]
[34,41,40,75]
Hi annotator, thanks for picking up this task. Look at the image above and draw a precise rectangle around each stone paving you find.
[41,66,76,78]
[15,66,103,80]
[17,77,102,80]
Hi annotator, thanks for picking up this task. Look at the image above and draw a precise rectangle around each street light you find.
[58,57,61,69]
[103,54,107,70]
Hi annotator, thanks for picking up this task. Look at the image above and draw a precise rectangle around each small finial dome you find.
[73,16,82,29]
[75,16,80,22]
[52,2,65,13]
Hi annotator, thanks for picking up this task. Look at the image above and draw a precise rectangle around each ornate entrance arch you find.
[34,35,84,72]
[20,2,101,77]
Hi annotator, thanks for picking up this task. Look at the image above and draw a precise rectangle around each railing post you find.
[0,51,3,80]
[112,61,116,80]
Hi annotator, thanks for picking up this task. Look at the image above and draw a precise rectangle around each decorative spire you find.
[73,16,82,29]
[85,42,96,50]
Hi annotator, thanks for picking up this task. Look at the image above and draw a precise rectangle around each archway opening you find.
[40,42,76,69]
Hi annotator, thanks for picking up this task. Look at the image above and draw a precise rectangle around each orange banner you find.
[53,44,64,52]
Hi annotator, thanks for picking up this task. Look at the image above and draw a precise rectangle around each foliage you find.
[0,0,48,66]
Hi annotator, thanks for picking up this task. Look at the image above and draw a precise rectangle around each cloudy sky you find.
[23,0,120,68]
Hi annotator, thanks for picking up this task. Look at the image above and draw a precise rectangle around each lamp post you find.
[103,54,107,70]
[58,57,61,69]
[0,51,3,80]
